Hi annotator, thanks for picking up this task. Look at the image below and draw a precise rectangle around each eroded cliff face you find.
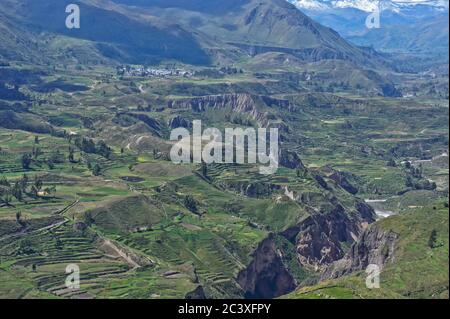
[282,202,375,270]
[218,180,282,198]
[167,93,291,126]
[294,209,353,268]
[322,225,398,280]
[237,234,297,299]
[237,201,377,298]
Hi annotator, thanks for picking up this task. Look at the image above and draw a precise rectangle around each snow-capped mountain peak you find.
[290,0,450,12]
[290,0,330,10]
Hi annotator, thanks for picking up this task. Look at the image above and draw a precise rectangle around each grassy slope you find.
[0,44,448,299]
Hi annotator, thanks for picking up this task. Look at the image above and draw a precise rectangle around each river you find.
[364,198,396,219]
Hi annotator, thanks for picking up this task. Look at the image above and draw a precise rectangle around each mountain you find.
[291,0,449,12]
[289,0,449,62]
[0,0,448,302]
[120,0,392,66]
[0,0,212,65]
[0,0,388,68]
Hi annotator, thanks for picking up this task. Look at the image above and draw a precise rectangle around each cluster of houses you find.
[116,65,194,78]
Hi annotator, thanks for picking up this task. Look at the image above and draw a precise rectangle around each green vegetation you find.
[0,57,447,298]
[0,0,447,300]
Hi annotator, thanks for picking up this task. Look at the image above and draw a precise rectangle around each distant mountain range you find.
[0,0,388,68]
[1,0,444,73]
[290,0,449,12]
[289,0,449,58]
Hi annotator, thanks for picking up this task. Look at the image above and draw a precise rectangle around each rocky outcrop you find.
[168,115,190,129]
[260,96,291,110]
[279,149,304,169]
[167,94,290,126]
[218,180,281,198]
[237,199,376,297]
[237,234,297,299]
[356,201,376,222]
[282,203,375,270]
[313,174,330,190]
[322,225,398,280]
[185,285,207,299]
[128,113,163,137]
[328,171,358,195]
[168,94,257,111]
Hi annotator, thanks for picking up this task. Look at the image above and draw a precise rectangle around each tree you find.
[16,211,25,227]
[428,229,437,249]
[34,176,43,192]
[30,185,38,198]
[12,182,23,202]
[68,147,75,162]
[84,211,95,225]
[184,195,198,214]
[201,162,208,177]
[47,159,55,170]
[0,176,10,187]
[32,147,42,159]
[20,174,29,192]
[21,153,32,170]
[405,176,414,188]
[76,137,96,154]
[43,186,56,197]
[15,211,21,223]
[92,163,102,176]
[96,140,112,159]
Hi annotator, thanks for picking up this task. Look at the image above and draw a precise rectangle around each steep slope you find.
[0,0,212,65]
[0,0,389,68]
[291,0,449,57]
[349,13,449,54]
[114,0,388,67]
[284,203,449,299]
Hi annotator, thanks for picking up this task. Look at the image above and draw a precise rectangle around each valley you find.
[0,0,448,300]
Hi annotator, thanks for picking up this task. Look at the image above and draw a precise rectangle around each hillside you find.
[0,0,389,68]
[0,0,448,301]
[0,0,212,65]
[284,203,449,299]
[291,0,450,71]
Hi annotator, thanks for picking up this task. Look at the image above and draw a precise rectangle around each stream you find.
[364,198,396,219]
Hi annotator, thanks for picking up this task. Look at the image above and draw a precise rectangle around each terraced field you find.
[0,43,448,299]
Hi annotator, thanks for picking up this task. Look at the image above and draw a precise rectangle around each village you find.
[116,65,194,78]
